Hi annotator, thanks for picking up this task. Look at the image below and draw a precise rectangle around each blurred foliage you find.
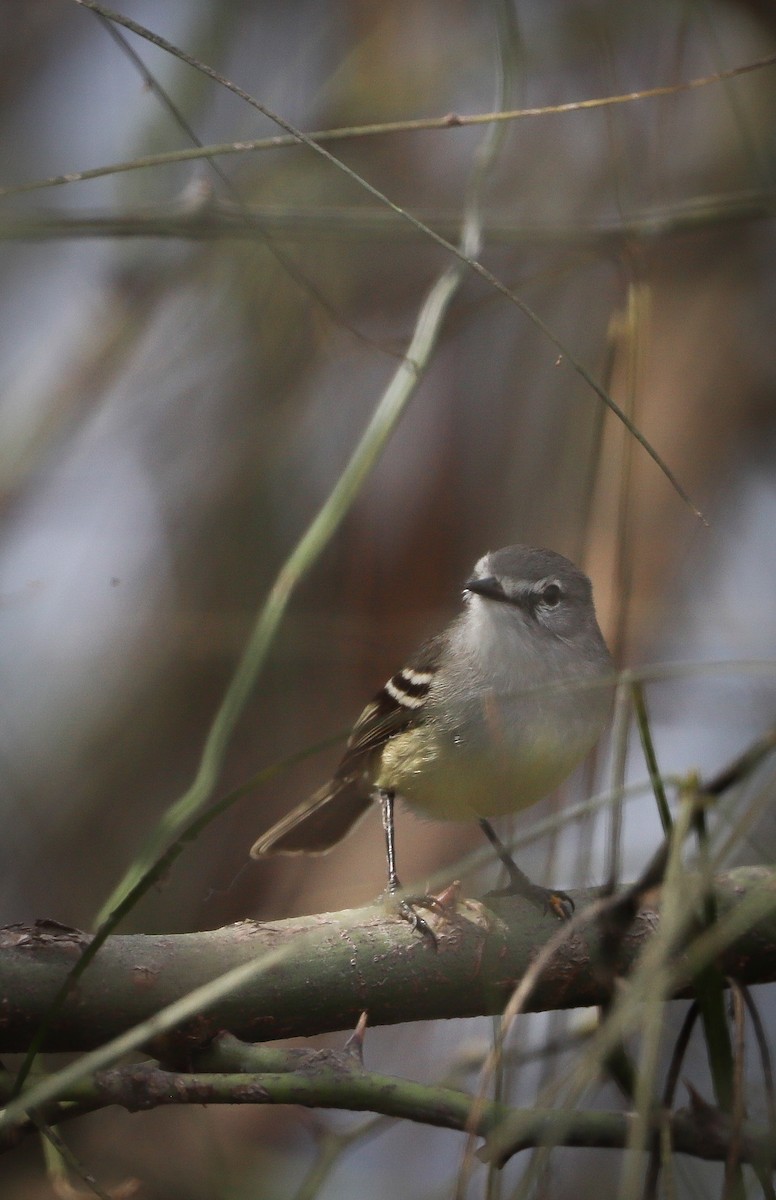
[1,1,776,1196]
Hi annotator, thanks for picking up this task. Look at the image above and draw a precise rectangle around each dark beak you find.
[464,574,508,602]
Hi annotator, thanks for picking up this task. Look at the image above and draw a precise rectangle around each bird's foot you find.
[486,878,575,920]
[384,878,476,947]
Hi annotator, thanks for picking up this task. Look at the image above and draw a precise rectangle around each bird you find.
[251,544,613,928]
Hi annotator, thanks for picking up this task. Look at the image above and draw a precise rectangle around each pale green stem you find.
[96,262,462,923]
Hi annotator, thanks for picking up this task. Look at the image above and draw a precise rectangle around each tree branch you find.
[1,868,775,1054]
[1,1034,774,1173]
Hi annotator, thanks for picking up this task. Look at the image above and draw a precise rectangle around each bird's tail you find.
[250,775,373,857]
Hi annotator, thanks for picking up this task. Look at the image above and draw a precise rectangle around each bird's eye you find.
[540,582,562,607]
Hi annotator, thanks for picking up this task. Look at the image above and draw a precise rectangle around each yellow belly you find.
[376,724,596,821]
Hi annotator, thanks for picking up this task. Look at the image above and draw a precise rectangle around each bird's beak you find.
[464,574,508,602]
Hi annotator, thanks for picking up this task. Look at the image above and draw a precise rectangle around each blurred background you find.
[1,1,775,1197]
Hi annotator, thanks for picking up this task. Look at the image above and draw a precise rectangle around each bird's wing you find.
[251,635,443,856]
[334,634,443,774]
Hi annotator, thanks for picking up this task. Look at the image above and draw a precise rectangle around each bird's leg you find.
[378,789,436,942]
[379,788,402,895]
[479,818,574,919]
[478,817,534,891]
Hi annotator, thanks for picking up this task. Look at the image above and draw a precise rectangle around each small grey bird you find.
[252,544,613,922]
